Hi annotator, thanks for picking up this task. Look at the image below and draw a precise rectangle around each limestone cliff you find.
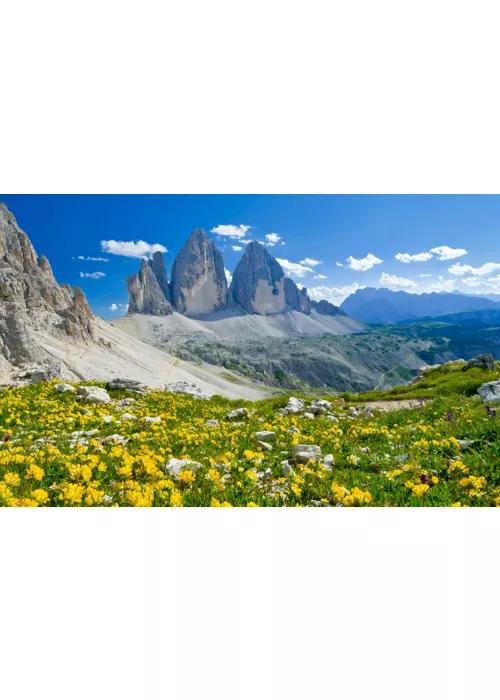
[170,229,227,315]
[230,241,286,315]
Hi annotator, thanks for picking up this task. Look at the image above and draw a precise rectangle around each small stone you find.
[323,454,334,467]
[106,378,148,394]
[226,407,249,420]
[258,441,273,451]
[312,399,332,411]
[205,419,220,427]
[101,415,114,423]
[77,386,112,404]
[254,431,276,442]
[143,416,162,423]
[120,413,137,421]
[102,434,128,445]
[166,458,203,475]
[281,460,293,476]
[287,426,301,434]
[303,412,315,420]
[326,415,339,422]
[54,383,75,392]
[394,454,409,463]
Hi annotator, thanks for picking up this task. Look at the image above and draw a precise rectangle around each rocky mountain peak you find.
[230,241,286,314]
[0,203,94,367]
[170,228,227,315]
[126,257,173,316]
[284,278,312,315]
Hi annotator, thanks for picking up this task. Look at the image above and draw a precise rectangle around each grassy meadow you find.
[1,362,500,507]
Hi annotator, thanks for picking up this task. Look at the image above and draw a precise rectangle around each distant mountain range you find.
[340,287,500,325]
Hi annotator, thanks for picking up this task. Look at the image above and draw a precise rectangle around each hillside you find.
[112,312,429,391]
[1,361,499,507]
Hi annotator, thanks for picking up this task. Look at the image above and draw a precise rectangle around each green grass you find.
[338,363,500,403]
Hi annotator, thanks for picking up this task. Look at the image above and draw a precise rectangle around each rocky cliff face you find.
[230,241,286,315]
[127,258,173,315]
[170,229,227,315]
[284,278,312,314]
[0,202,94,366]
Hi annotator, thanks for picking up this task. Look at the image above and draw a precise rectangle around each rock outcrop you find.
[230,241,286,315]
[170,229,227,315]
[284,278,312,314]
[127,258,173,315]
[311,299,346,317]
[0,202,94,366]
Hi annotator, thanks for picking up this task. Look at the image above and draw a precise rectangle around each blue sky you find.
[2,194,500,318]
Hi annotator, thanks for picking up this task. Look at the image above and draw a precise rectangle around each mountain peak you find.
[170,229,227,315]
[230,242,286,314]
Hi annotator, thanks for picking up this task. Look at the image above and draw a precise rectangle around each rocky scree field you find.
[1,362,500,507]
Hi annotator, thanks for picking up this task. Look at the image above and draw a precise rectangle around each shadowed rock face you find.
[170,229,227,315]
[311,299,346,317]
[0,202,94,366]
[149,251,171,303]
[284,278,312,315]
[230,241,286,315]
[127,258,173,315]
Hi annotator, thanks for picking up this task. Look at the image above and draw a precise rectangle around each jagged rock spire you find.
[127,258,173,315]
[170,228,227,315]
[230,241,286,314]
[284,278,312,315]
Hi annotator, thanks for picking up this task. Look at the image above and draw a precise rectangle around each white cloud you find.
[346,253,383,271]
[108,302,128,312]
[308,282,365,306]
[231,245,243,252]
[265,233,281,246]
[335,262,344,267]
[276,258,313,278]
[101,240,167,259]
[300,257,322,266]
[419,274,432,278]
[424,276,458,293]
[225,268,232,284]
[211,224,251,240]
[80,271,106,279]
[379,272,417,288]
[395,252,433,263]
[448,261,500,277]
[314,274,327,280]
[430,246,468,260]
[74,255,109,262]
[239,239,252,244]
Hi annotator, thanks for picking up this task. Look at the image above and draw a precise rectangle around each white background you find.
[2,1,500,698]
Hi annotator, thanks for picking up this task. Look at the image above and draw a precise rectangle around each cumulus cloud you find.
[276,258,313,278]
[232,245,243,252]
[314,274,327,280]
[75,255,109,262]
[308,282,365,306]
[346,253,383,271]
[79,271,106,279]
[448,261,500,277]
[423,276,458,293]
[211,224,251,240]
[430,246,468,260]
[419,274,432,278]
[101,240,167,259]
[108,302,128,312]
[395,252,433,263]
[265,233,281,246]
[300,257,322,267]
[225,268,232,284]
[335,262,344,267]
[379,272,417,288]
